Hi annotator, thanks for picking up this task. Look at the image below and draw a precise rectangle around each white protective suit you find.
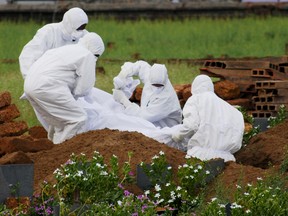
[113,61,182,128]
[24,33,105,144]
[19,7,89,79]
[19,7,89,130]
[170,75,244,162]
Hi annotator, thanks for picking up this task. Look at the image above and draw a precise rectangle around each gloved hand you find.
[113,89,132,107]
[118,62,134,79]
[113,76,126,90]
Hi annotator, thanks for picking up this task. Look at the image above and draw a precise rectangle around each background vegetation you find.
[1,16,288,126]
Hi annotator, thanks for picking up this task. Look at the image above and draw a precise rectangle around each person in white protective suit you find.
[169,74,244,162]
[18,7,89,130]
[113,61,182,128]
[19,7,89,79]
[24,32,105,144]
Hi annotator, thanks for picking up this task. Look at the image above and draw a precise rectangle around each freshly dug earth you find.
[25,119,288,197]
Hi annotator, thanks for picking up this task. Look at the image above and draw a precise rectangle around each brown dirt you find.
[22,119,288,198]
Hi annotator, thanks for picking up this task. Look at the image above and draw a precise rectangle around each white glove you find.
[135,60,151,83]
[118,62,134,79]
[113,89,131,107]
[113,76,126,90]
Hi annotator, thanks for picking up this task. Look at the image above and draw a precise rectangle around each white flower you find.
[75,171,82,177]
[189,175,194,179]
[167,166,172,170]
[189,165,194,169]
[194,169,198,173]
[246,209,251,213]
[157,199,164,204]
[247,183,252,187]
[144,190,150,195]
[211,197,217,202]
[197,165,202,170]
[219,204,226,208]
[100,171,108,176]
[244,192,249,196]
[155,193,160,198]
[152,155,159,160]
[183,164,188,168]
[159,151,165,155]
[236,184,241,189]
[53,168,60,174]
[257,177,263,181]
[205,170,210,175]
[176,186,182,191]
[117,200,122,206]
[185,155,192,159]
[155,184,161,191]
[166,183,171,187]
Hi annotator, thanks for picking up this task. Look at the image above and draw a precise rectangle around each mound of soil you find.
[25,120,288,197]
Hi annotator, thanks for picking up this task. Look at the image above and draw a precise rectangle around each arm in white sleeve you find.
[73,55,96,98]
[19,26,53,79]
[172,98,199,142]
[124,96,170,122]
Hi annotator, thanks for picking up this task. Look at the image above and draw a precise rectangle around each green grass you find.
[1,16,288,127]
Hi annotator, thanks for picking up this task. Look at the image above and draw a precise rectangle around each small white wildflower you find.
[167,166,172,170]
[189,165,194,169]
[257,177,263,181]
[77,170,83,177]
[197,165,202,169]
[185,155,192,159]
[144,190,150,195]
[178,165,182,169]
[244,192,249,196]
[236,184,241,189]
[168,199,174,203]
[211,197,217,202]
[194,169,198,173]
[183,164,188,168]
[152,155,159,160]
[159,151,165,155]
[176,186,182,191]
[157,199,164,204]
[100,171,108,176]
[53,168,60,174]
[246,209,251,213]
[166,183,171,187]
[155,184,161,191]
[189,175,194,179]
[205,170,210,175]
[219,204,226,208]
[155,193,160,198]
[117,200,122,206]
[247,183,252,187]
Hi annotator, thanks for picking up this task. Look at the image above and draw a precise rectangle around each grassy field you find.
[1,16,288,127]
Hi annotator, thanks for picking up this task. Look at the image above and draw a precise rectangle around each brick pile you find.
[199,56,288,117]
[0,91,53,165]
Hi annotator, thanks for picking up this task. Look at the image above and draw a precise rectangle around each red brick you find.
[0,91,11,108]
[0,104,20,123]
[0,121,28,137]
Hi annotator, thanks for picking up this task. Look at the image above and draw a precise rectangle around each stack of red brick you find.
[199,56,288,117]
[0,91,53,165]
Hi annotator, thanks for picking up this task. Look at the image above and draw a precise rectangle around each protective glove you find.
[113,89,132,107]
[135,60,151,83]
[113,76,126,90]
[118,62,134,79]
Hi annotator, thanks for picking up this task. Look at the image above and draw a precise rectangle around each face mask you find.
[71,30,84,41]
[151,86,164,94]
